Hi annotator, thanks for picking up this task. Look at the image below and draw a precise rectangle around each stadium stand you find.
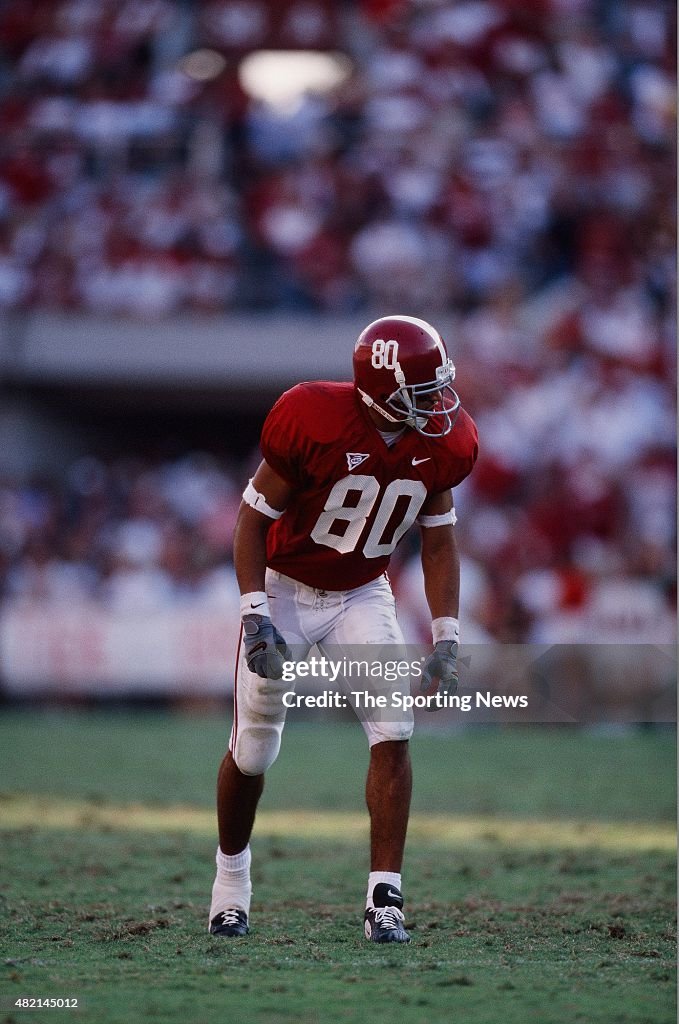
[0,0,675,689]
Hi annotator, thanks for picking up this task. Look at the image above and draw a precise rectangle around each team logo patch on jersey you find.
[346,452,370,471]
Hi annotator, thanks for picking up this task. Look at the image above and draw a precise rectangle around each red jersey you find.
[261,382,478,590]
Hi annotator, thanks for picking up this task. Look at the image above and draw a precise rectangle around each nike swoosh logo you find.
[412,457,430,466]
[250,602,266,609]
[387,889,402,900]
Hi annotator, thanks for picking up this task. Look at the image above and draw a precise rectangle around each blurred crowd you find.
[0,452,243,615]
[0,0,675,645]
[0,383,674,642]
[0,0,675,318]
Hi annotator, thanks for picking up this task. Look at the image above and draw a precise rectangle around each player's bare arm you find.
[234,460,292,595]
[419,488,461,698]
[234,460,292,680]
[419,488,460,620]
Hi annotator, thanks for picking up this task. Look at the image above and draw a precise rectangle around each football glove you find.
[421,640,459,701]
[242,614,291,680]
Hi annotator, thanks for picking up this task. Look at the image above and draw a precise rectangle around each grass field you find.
[0,711,675,1024]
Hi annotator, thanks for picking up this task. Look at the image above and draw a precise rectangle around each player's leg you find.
[210,571,311,937]
[209,747,263,937]
[362,736,412,942]
[319,575,414,943]
[217,750,263,855]
[365,737,412,874]
[210,657,284,936]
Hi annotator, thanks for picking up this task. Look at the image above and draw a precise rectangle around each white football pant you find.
[230,569,414,775]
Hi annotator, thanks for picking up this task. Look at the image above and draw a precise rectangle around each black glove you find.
[421,640,459,699]
[242,614,291,679]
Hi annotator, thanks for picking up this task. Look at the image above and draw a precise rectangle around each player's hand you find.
[242,614,291,679]
[421,641,459,703]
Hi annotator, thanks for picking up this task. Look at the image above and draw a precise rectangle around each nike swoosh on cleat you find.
[412,457,431,466]
[386,890,402,900]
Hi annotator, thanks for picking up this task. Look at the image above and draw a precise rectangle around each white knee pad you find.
[231,658,288,775]
[232,723,283,776]
[244,674,291,718]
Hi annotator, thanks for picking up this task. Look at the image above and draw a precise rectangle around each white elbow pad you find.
[242,480,284,520]
[417,508,457,527]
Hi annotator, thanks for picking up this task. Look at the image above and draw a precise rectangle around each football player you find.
[209,315,478,943]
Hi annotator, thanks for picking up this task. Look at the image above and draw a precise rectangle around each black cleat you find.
[364,883,410,944]
[209,908,249,937]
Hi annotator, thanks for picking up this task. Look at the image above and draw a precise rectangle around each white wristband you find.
[240,591,271,618]
[432,616,460,644]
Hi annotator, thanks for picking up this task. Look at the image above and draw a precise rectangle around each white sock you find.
[217,846,251,874]
[366,871,402,908]
[209,845,252,920]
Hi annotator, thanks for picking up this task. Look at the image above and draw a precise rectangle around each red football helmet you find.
[353,315,460,437]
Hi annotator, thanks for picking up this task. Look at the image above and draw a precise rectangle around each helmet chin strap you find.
[356,386,412,426]
[393,362,427,428]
